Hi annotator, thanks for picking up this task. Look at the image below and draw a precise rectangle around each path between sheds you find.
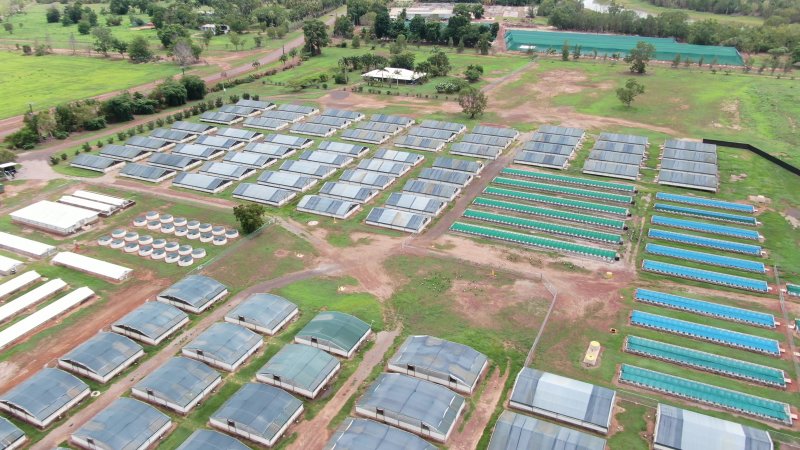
[30,265,336,450]
[286,328,402,450]
[448,364,510,450]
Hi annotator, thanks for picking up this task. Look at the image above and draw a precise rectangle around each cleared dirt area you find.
[451,278,549,329]
[448,365,509,450]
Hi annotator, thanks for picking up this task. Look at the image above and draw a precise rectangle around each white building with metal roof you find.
[71,398,172,450]
[0,233,56,258]
[0,368,90,428]
[10,201,98,235]
[132,357,222,414]
[224,293,298,335]
[58,332,144,383]
[52,252,132,281]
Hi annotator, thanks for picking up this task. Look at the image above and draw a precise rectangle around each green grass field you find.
[0,51,180,118]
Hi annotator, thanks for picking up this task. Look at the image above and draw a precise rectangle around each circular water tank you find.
[123,242,139,253]
[225,228,239,239]
[160,223,175,234]
[147,221,161,230]
[159,214,174,224]
[164,253,180,264]
[199,223,213,233]
[174,227,188,237]
[178,245,193,256]
[97,235,112,246]
[145,211,160,221]
[110,239,125,249]
[192,248,207,259]
[199,233,214,243]
[124,232,139,243]
[133,217,147,227]
[187,220,201,230]
[151,248,166,260]
[138,245,153,257]
[213,236,228,246]
[138,235,153,246]
[178,255,194,267]
[173,217,188,227]
[211,226,226,236]
[165,242,180,253]
[152,239,167,249]
[111,229,126,239]
[187,230,201,240]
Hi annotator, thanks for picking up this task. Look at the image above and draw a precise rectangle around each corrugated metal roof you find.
[418,168,472,186]
[385,193,444,215]
[0,368,88,422]
[226,294,297,331]
[114,302,188,339]
[173,172,229,191]
[297,311,371,354]
[258,344,339,392]
[126,136,171,150]
[319,182,377,203]
[233,183,296,205]
[176,429,251,450]
[390,335,487,388]
[280,160,336,178]
[184,323,261,366]
[402,179,459,199]
[538,125,585,137]
[148,153,197,169]
[196,135,242,149]
[0,417,23,447]
[199,162,252,179]
[264,133,313,148]
[173,143,220,159]
[374,149,424,165]
[339,169,394,188]
[159,275,227,309]
[522,141,575,155]
[71,154,120,169]
[297,195,360,218]
[134,357,220,407]
[325,417,436,450]
[472,125,518,138]
[432,157,482,174]
[72,398,170,449]
[120,163,173,180]
[244,142,294,157]
[257,171,317,190]
[217,127,261,141]
[172,121,213,133]
[488,411,607,450]
[654,404,773,450]
[210,383,302,440]
[357,159,410,175]
[60,332,142,378]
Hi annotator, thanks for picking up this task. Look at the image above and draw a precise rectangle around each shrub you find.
[107,137,114,144]
[117,132,126,141]
[95,140,104,148]
[50,155,60,165]
[83,117,107,130]
[74,149,81,156]
[156,118,165,127]
[54,131,69,140]
[60,152,67,160]
[242,93,251,99]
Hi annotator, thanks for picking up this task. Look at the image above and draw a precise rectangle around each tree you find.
[671,53,681,68]
[3,22,11,34]
[181,75,206,100]
[351,34,360,48]
[112,38,127,58]
[172,38,197,67]
[279,53,289,66]
[373,7,390,38]
[228,33,243,51]
[389,52,415,69]
[572,44,581,60]
[616,78,645,107]
[233,203,266,234]
[289,48,298,60]
[0,148,16,165]
[77,20,91,35]
[68,33,77,54]
[128,36,152,63]
[151,78,187,107]
[92,26,114,56]
[624,41,655,74]
[202,29,214,49]
[464,64,483,82]
[101,95,134,122]
[472,4,484,19]
[157,24,188,48]
[253,36,263,48]
[46,6,61,23]
[427,48,451,76]
[458,87,487,118]
[302,19,329,56]
[333,15,354,38]
[477,34,490,55]
[561,40,569,61]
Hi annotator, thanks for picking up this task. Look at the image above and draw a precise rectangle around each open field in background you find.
[590,0,765,25]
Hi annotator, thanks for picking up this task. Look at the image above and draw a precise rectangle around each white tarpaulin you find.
[52,252,132,281]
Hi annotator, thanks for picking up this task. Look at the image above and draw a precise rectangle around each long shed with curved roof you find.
[225,293,298,335]
[111,301,189,345]
[157,275,228,314]
[294,311,371,358]
[325,417,436,450]
[132,357,222,414]
[70,398,172,450]
[58,332,144,383]
[257,344,340,399]
[0,368,90,428]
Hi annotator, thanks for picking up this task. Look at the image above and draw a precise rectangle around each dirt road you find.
[287,328,402,450]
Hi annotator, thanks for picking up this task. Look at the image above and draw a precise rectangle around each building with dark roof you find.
[58,332,144,383]
[356,373,465,443]
[509,368,616,434]
[294,311,371,358]
[70,398,172,450]
[654,404,773,450]
[0,368,90,428]
[257,344,340,399]
[182,322,262,372]
[388,335,488,395]
[132,357,222,414]
[175,429,252,450]
[209,383,303,447]
[488,411,607,450]
[157,275,228,314]
[112,301,189,345]
[224,293,298,335]
[0,417,25,450]
[324,417,436,450]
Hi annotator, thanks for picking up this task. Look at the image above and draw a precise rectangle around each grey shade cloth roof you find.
[291,123,337,136]
[172,143,221,159]
[341,129,390,143]
[159,275,227,309]
[432,157,482,174]
[654,404,773,450]
[225,294,298,332]
[233,183,296,205]
[515,152,569,169]
[510,368,616,430]
[307,115,350,128]
[0,417,23,448]
[366,208,430,232]
[0,368,88,422]
[176,429,252,450]
[583,160,640,179]
[370,114,414,126]
[263,134,314,148]
[199,162,252,179]
[257,171,317,191]
[215,128,262,141]
[297,311,371,354]
[172,121,214,133]
[488,411,607,450]
[586,149,643,165]
[374,149,424,165]
[211,383,302,440]
[184,322,261,366]
[134,357,220,408]
[339,170,395,188]
[661,147,718,163]
[522,141,575,156]
[394,135,445,150]
[390,335,488,388]
[280,160,337,178]
[71,154,120,170]
[318,141,369,156]
[150,128,194,142]
[419,119,465,132]
[660,158,718,175]
[598,132,648,146]
[356,121,402,134]
[72,398,170,450]
[243,142,294,157]
[418,168,472,186]
[321,108,364,120]
[244,117,290,130]
[385,193,444,214]
[261,110,304,121]
[538,125,584,137]
[356,159,409,175]
[473,125,518,138]
[593,140,647,155]
[407,127,456,141]
[531,133,580,146]
[276,104,317,114]
[147,153,198,170]
[461,133,512,148]
[357,373,465,436]
[297,196,359,218]
[60,332,143,378]
[99,145,148,161]
[237,99,275,109]
[402,179,459,199]
[658,170,718,189]
[319,182,376,202]
[114,301,188,340]
[258,344,339,392]
[223,151,273,168]
[325,417,436,450]
[120,163,173,180]
[300,151,353,167]
[200,111,239,123]
[173,172,229,191]
[219,105,261,117]
[664,139,717,153]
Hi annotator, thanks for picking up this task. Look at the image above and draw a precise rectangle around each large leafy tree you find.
[616,78,646,107]
[458,87,487,118]
[128,36,153,63]
[625,41,656,74]
[233,203,266,234]
[302,19,330,56]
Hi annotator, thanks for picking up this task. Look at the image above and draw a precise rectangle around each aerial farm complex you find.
[0,0,799,448]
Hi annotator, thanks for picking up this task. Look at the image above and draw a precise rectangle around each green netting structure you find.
[463,209,622,244]
[618,364,791,424]
[485,187,630,216]
[624,336,786,388]
[473,197,626,229]
[505,30,744,66]
[787,283,800,297]
[450,222,618,260]
[494,177,634,204]
[501,168,636,193]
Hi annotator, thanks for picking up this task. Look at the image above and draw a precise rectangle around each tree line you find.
[538,0,800,57]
